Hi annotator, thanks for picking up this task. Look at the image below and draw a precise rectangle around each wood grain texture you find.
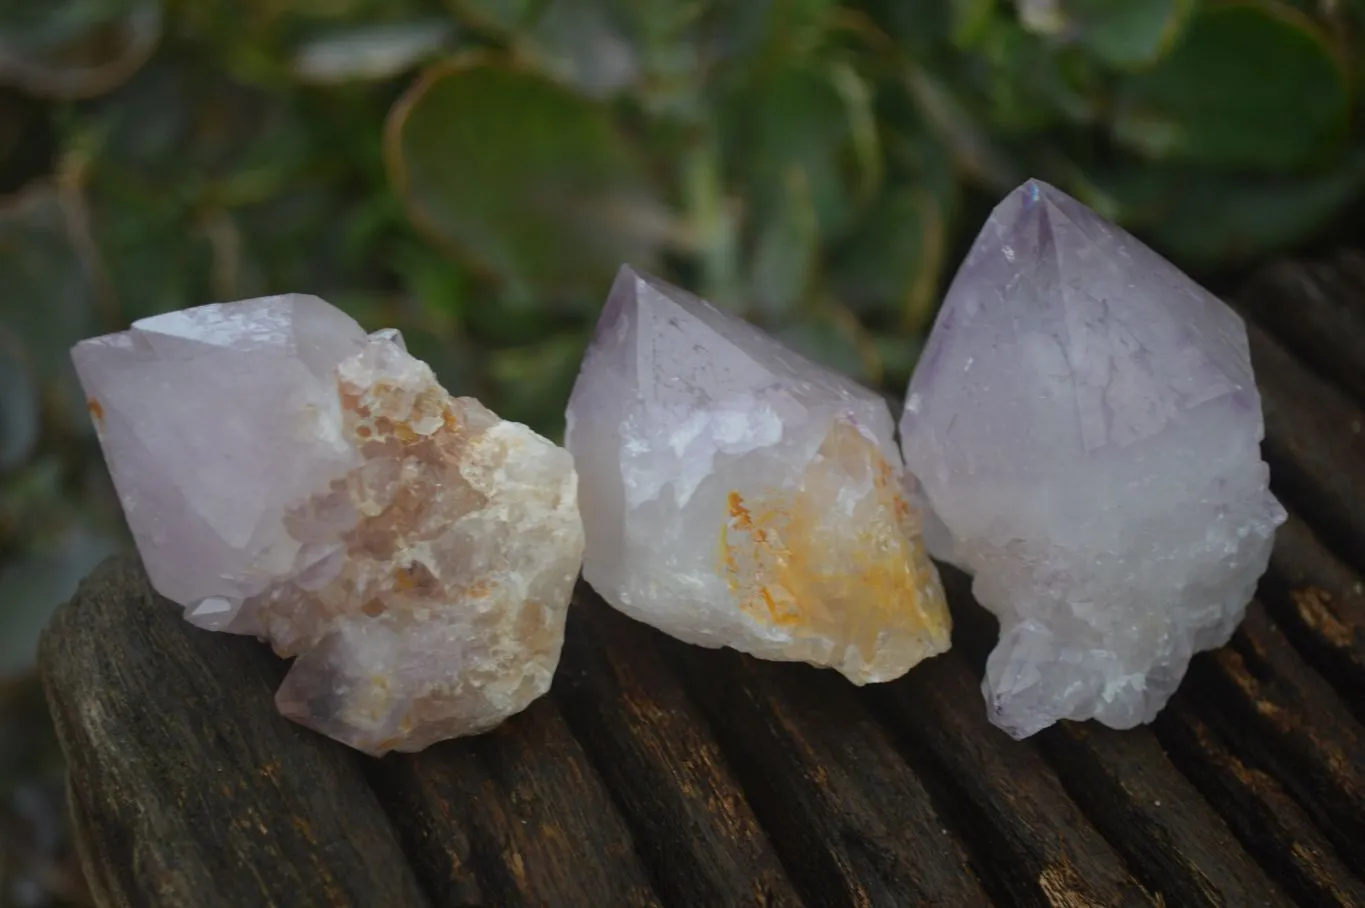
[553,594,803,908]
[369,697,661,908]
[1239,250,1365,405]
[1261,511,1365,712]
[672,641,994,907]
[1188,606,1365,872]
[1249,319,1365,574]
[40,556,432,908]
[37,251,1365,908]
[874,655,1156,908]
[1037,721,1292,908]
[1155,700,1365,908]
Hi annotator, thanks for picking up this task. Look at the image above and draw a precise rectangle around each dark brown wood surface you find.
[38,252,1365,907]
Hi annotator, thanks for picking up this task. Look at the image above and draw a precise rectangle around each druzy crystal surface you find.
[900,180,1286,738]
[566,267,950,683]
[72,295,584,755]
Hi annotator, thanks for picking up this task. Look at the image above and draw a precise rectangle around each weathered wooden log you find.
[1155,700,1365,907]
[672,638,992,907]
[1038,720,1293,908]
[1188,607,1365,871]
[553,598,803,907]
[369,697,662,908]
[1248,319,1365,574]
[873,655,1156,907]
[40,556,432,908]
[1260,511,1365,715]
[39,251,1365,907]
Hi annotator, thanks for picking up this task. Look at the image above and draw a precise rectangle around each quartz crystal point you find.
[565,266,950,683]
[71,295,585,755]
[900,180,1286,738]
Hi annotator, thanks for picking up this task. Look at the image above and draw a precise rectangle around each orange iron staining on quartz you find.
[722,490,809,628]
[719,419,950,683]
[256,335,584,755]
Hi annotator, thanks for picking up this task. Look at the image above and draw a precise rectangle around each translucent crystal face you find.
[73,295,584,755]
[72,295,369,608]
[900,180,1286,738]
[566,267,950,683]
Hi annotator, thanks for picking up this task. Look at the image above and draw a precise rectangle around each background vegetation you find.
[3,0,1365,903]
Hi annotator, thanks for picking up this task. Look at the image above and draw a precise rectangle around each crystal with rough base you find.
[72,295,584,755]
[900,180,1286,738]
[566,267,950,683]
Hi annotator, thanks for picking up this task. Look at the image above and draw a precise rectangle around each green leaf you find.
[829,183,952,332]
[89,60,314,198]
[964,15,1099,133]
[0,459,66,545]
[1014,0,1067,34]
[0,0,160,98]
[951,0,998,47]
[704,0,838,65]
[78,56,412,312]
[1013,0,1191,68]
[87,187,214,322]
[904,66,1019,191]
[1076,148,1365,265]
[504,1,643,99]
[873,333,924,396]
[1112,2,1349,171]
[487,332,590,440]
[1066,0,1193,69]
[448,0,537,33]
[861,0,953,57]
[387,57,671,297]
[291,19,456,85]
[391,239,474,323]
[721,64,871,243]
[395,326,481,400]
[455,0,700,109]
[166,0,441,85]
[458,0,839,112]
[747,165,820,318]
[772,306,881,385]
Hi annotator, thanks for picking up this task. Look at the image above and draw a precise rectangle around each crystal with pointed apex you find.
[566,267,950,683]
[900,180,1286,738]
[73,295,584,755]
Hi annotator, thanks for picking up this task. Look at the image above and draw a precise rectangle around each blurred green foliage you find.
[2,1,1365,900]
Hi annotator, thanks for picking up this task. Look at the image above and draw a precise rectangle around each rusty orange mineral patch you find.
[717,419,950,680]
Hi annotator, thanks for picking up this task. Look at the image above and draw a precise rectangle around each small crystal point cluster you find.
[900,180,1286,738]
[72,295,584,755]
[566,266,951,683]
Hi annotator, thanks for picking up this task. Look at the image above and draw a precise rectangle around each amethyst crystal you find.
[566,267,950,683]
[72,295,584,754]
[900,180,1285,738]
